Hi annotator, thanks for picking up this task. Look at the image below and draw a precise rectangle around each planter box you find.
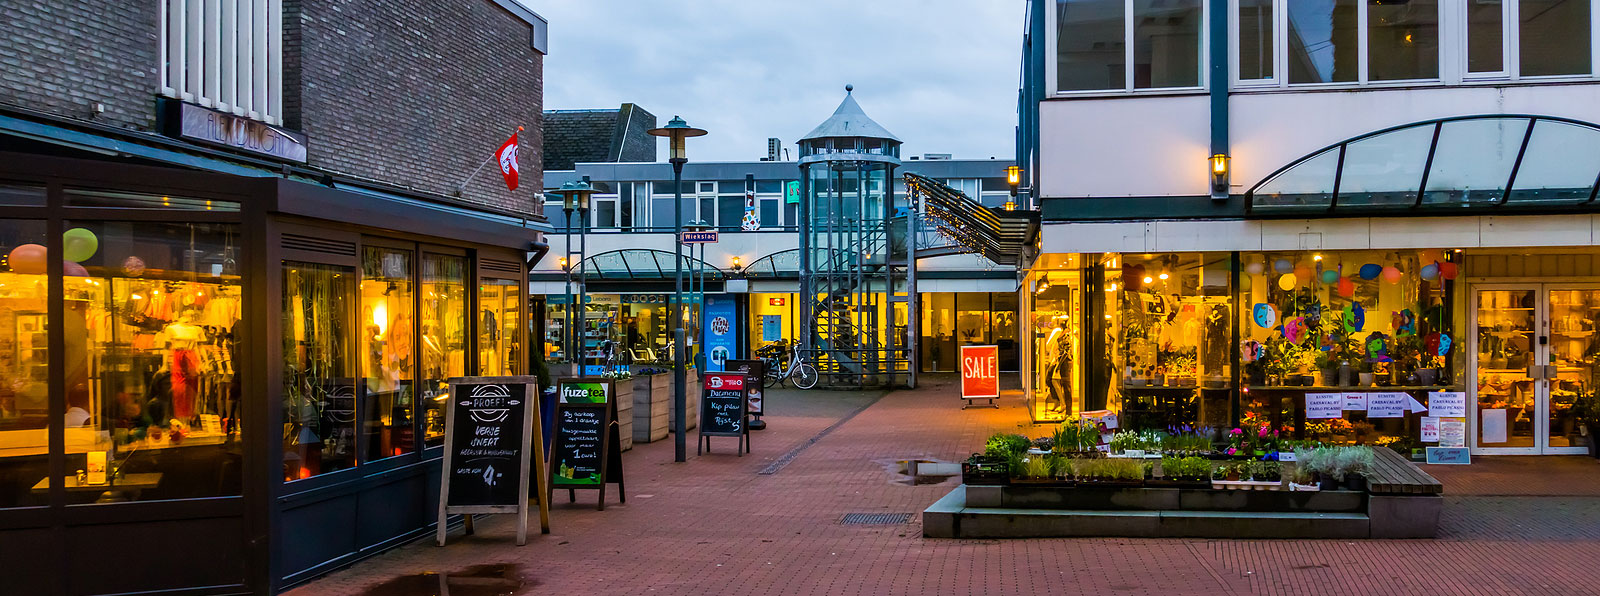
[613,380,634,452]
[632,372,672,443]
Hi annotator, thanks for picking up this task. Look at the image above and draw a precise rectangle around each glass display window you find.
[359,246,415,461]
[0,218,50,507]
[419,253,466,446]
[1031,271,1080,422]
[66,221,244,501]
[283,262,357,481]
[1104,253,1234,431]
[478,279,523,376]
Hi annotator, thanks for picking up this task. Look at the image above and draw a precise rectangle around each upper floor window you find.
[1055,0,1207,93]
[1235,0,1592,88]
[160,0,285,125]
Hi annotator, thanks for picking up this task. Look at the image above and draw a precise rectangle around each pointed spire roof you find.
[800,85,899,142]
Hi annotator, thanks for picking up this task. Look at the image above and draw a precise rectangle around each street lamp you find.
[647,116,707,463]
[1005,165,1022,211]
[550,180,596,375]
[686,218,711,371]
[1209,154,1230,200]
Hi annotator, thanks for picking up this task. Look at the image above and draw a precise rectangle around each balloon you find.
[1420,262,1440,280]
[1439,261,1458,280]
[1278,273,1298,291]
[1424,332,1441,356]
[122,256,146,277]
[1358,264,1382,280]
[1245,261,1265,276]
[62,261,87,277]
[1274,258,1294,274]
[62,228,98,263]
[1337,276,1355,298]
[1320,270,1339,285]
[6,244,47,274]
[1294,265,1314,282]
[1382,265,1402,283]
[1253,304,1278,329]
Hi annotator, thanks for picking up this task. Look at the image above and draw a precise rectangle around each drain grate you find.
[841,512,913,525]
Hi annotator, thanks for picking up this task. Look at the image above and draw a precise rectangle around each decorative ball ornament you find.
[1337,276,1355,298]
[1294,265,1314,285]
[1382,265,1402,284]
[1239,274,1252,291]
[1420,262,1440,281]
[1439,261,1458,280]
[6,244,47,274]
[1253,304,1278,329]
[62,228,98,263]
[1273,258,1293,274]
[1278,273,1298,291]
[1245,261,1265,276]
[1359,264,1382,280]
[63,261,88,277]
[1320,269,1340,285]
[122,256,146,277]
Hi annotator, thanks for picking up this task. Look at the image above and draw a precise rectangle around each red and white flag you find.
[495,133,520,191]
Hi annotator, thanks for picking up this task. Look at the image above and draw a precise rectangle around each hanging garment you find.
[170,349,200,420]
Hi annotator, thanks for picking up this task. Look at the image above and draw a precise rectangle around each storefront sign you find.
[1421,416,1440,442]
[703,295,738,371]
[1342,393,1368,411]
[167,100,308,163]
[437,376,547,545]
[1305,393,1344,419]
[768,297,785,306]
[681,230,719,244]
[1428,391,1467,418]
[1425,447,1471,465]
[1367,393,1408,418]
[785,180,801,204]
[559,380,610,404]
[959,345,1000,399]
[1439,418,1467,448]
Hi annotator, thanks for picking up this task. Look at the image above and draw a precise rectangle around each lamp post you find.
[551,180,596,374]
[687,219,710,371]
[647,116,707,463]
[1005,165,1022,211]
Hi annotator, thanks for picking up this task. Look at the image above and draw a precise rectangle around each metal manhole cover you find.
[841,513,913,525]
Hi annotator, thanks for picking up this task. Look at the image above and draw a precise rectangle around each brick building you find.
[0,1,550,594]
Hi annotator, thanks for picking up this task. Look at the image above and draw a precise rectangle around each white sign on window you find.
[1420,417,1440,443]
[1428,392,1467,418]
[1342,393,1368,411]
[1305,393,1344,419]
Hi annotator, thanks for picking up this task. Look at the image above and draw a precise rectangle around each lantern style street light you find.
[549,179,596,373]
[646,116,707,463]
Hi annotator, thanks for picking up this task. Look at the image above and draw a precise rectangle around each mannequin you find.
[1040,320,1071,415]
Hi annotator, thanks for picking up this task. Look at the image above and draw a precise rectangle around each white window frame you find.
[1459,0,1513,81]
[1046,0,1212,96]
[590,194,619,229]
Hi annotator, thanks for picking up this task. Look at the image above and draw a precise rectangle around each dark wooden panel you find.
[0,526,60,593]
[280,493,358,577]
[355,473,428,549]
[64,516,246,595]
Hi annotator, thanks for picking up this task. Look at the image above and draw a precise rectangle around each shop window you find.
[1520,0,1591,76]
[67,221,244,501]
[478,279,522,376]
[284,262,357,481]
[420,254,466,446]
[1366,0,1440,82]
[957,293,992,350]
[0,219,49,507]
[65,188,240,212]
[360,247,415,462]
[0,183,44,207]
[1106,253,1233,431]
[922,293,956,371]
[1032,273,1080,422]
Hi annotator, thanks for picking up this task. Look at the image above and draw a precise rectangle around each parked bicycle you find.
[758,341,818,389]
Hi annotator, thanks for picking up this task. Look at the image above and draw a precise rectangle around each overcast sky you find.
[527,1,1022,163]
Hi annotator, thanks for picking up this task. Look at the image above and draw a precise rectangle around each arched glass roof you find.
[578,249,724,280]
[1247,115,1600,213]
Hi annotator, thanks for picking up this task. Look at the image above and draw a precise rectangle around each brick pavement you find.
[294,376,1600,596]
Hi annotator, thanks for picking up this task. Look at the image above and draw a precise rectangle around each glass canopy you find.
[578,249,724,280]
[1248,116,1600,213]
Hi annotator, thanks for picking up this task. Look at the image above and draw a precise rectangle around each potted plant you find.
[1315,351,1338,387]
[1337,446,1374,491]
[1358,360,1376,387]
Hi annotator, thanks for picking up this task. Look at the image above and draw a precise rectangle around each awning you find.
[904,172,1038,266]
[1247,115,1600,214]
[578,249,725,280]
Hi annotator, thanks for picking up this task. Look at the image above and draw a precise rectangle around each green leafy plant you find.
[984,433,1032,459]
[1018,455,1052,479]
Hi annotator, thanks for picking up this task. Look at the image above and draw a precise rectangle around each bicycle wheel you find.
[764,370,783,389]
[793,363,820,389]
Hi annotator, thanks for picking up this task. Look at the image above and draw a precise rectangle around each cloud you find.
[528,0,1020,162]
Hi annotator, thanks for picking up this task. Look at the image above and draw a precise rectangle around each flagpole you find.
[457,126,523,194]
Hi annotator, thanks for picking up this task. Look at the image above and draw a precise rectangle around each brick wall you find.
[0,0,159,131]
[290,0,544,217]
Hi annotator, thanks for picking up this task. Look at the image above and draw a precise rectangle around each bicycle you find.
[762,343,819,390]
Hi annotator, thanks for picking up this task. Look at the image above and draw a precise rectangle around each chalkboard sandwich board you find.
[699,371,749,455]
[436,376,548,547]
[727,358,766,432]
[551,378,625,511]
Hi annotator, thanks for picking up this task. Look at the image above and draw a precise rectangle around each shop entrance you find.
[1471,284,1598,455]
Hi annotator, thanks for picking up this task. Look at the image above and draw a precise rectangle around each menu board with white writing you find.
[700,372,747,437]
[551,405,607,486]
[444,381,531,508]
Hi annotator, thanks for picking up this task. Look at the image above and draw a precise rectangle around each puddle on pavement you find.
[885,459,960,485]
[362,564,527,596]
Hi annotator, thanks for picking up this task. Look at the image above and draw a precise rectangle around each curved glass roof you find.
[1247,115,1600,213]
[578,249,724,280]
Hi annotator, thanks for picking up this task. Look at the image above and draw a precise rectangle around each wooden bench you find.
[1365,447,1443,495]
[1364,448,1444,538]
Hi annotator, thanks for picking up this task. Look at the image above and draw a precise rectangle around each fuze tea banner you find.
[960,345,999,399]
[703,294,738,372]
[560,380,609,404]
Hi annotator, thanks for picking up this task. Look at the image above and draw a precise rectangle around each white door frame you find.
[1540,282,1596,455]
[1469,282,1596,455]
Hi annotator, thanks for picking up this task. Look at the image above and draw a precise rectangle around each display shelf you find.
[1243,385,1456,391]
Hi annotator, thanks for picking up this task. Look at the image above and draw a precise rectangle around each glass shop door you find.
[1471,284,1597,455]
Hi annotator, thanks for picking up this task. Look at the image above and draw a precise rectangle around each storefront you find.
[0,148,537,593]
[920,292,1020,373]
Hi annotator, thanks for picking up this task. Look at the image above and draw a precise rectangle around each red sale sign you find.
[959,345,999,399]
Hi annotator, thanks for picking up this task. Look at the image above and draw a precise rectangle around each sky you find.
[525,1,1022,163]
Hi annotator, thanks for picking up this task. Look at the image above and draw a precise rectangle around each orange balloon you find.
[6,243,46,274]
[1293,265,1314,285]
[1337,276,1356,298]
[1439,261,1459,280]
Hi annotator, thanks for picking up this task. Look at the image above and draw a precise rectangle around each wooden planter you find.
[613,379,634,452]
[632,372,672,443]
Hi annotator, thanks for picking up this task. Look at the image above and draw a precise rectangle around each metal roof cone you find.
[800,85,899,142]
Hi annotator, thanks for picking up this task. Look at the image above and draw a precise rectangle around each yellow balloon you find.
[1278,273,1298,291]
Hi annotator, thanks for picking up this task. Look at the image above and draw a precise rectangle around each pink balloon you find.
[63,261,88,277]
[1382,265,1403,284]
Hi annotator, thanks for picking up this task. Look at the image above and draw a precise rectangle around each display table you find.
[32,472,163,500]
